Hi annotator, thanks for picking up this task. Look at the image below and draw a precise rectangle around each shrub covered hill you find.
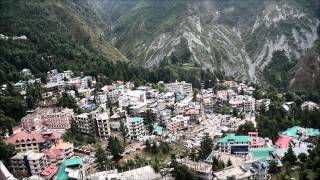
[0,0,127,83]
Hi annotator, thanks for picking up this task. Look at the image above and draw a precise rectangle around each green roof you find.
[281,126,300,137]
[307,128,320,136]
[64,157,81,166]
[130,117,143,123]
[249,148,273,159]
[218,134,249,143]
[153,123,163,135]
[56,157,82,180]
[282,126,320,137]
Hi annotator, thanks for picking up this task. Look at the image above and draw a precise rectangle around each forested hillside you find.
[0,0,126,83]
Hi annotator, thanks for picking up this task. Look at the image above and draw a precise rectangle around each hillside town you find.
[0,68,319,180]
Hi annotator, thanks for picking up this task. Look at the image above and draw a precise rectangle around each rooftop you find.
[129,117,144,123]
[56,157,82,180]
[218,134,249,143]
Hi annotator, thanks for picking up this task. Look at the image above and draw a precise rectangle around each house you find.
[5,130,61,153]
[56,157,84,180]
[301,101,319,111]
[75,112,111,139]
[127,117,145,141]
[166,115,189,132]
[21,107,74,131]
[10,151,48,177]
[218,134,250,155]
[185,108,200,122]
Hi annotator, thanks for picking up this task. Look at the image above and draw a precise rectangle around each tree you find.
[58,92,78,111]
[159,140,170,154]
[173,165,196,180]
[151,141,159,154]
[0,111,15,137]
[95,145,109,171]
[268,160,278,174]
[107,136,124,161]
[227,158,232,166]
[198,134,213,160]
[282,144,297,166]
[0,140,15,160]
[212,156,225,172]
[298,153,307,163]
[236,121,256,135]
[119,121,128,146]
[145,139,151,152]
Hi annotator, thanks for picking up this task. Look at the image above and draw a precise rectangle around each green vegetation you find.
[212,156,225,172]
[95,145,111,171]
[236,122,256,135]
[263,50,296,90]
[198,134,213,160]
[107,136,124,161]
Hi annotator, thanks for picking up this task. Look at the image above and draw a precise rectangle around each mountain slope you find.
[288,40,320,92]
[102,0,319,81]
[0,0,127,82]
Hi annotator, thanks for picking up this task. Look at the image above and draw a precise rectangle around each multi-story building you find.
[218,134,250,155]
[166,115,189,132]
[75,113,95,135]
[95,113,111,139]
[43,140,74,165]
[255,99,271,111]
[5,130,61,153]
[164,81,192,95]
[185,108,200,122]
[243,96,255,113]
[10,151,48,177]
[127,117,145,140]
[75,111,111,139]
[21,107,74,131]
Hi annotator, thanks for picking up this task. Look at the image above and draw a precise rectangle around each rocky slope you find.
[289,40,320,92]
[100,0,319,81]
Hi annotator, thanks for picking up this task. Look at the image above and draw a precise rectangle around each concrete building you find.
[218,134,250,155]
[164,81,192,95]
[21,107,74,131]
[127,117,145,140]
[95,112,111,139]
[10,151,48,177]
[75,112,111,139]
[5,130,61,153]
[166,115,190,132]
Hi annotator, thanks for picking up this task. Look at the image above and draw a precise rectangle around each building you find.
[5,130,61,153]
[95,112,111,139]
[255,99,271,112]
[127,117,145,140]
[218,134,249,155]
[56,157,84,180]
[75,111,111,139]
[166,115,190,132]
[75,113,95,135]
[185,108,200,122]
[21,107,74,131]
[10,151,48,177]
[301,101,319,111]
[164,81,192,95]
[40,165,58,180]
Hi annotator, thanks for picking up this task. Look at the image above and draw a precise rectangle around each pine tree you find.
[227,158,232,166]
[282,144,297,166]
[95,145,109,171]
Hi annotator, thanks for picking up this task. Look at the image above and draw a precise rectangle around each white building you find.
[10,151,48,177]
[164,81,192,95]
[166,115,189,132]
[127,117,145,141]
